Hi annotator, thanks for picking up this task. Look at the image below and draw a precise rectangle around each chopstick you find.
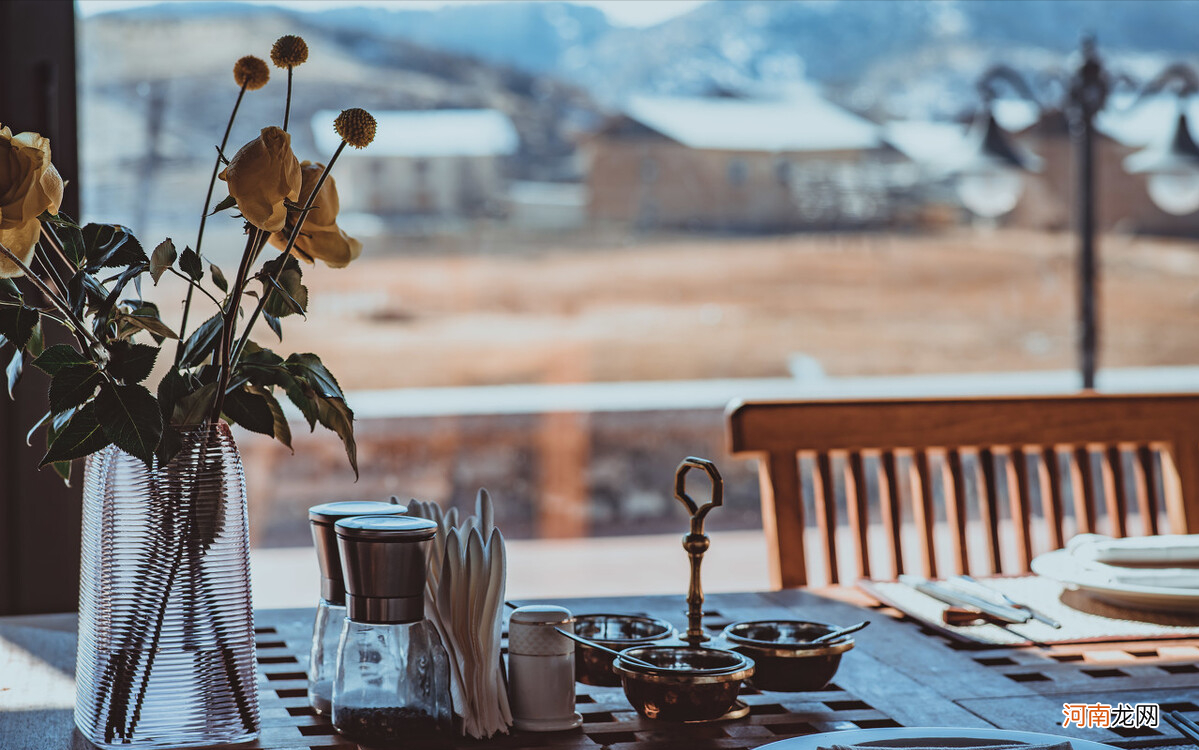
[1164,710,1199,743]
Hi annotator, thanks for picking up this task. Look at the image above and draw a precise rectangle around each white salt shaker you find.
[507,605,583,732]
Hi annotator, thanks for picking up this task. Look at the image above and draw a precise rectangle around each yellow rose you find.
[0,125,64,277]
[268,161,361,268]
[219,126,301,233]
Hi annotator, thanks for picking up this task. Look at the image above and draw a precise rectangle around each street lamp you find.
[959,37,1199,390]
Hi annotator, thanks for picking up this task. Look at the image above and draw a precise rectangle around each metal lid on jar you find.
[309,501,406,605]
[335,516,439,624]
[509,605,575,656]
[335,515,437,541]
[309,500,406,525]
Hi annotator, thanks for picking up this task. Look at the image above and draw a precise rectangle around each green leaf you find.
[0,279,20,299]
[57,222,86,268]
[252,385,292,450]
[97,263,148,320]
[285,353,344,399]
[179,247,203,281]
[172,381,218,427]
[261,255,307,318]
[316,396,357,478]
[40,403,109,467]
[0,306,38,349]
[150,239,176,284]
[26,321,44,358]
[83,224,146,269]
[123,303,178,340]
[285,381,318,431]
[38,210,80,229]
[178,312,224,368]
[48,363,101,413]
[209,194,237,215]
[32,344,91,376]
[52,461,71,483]
[95,382,162,468]
[210,263,228,293]
[222,385,275,437]
[25,409,51,446]
[262,311,283,341]
[5,349,22,398]
[108,341,158,384]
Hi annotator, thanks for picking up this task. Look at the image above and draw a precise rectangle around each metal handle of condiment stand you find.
[674,457,723,646]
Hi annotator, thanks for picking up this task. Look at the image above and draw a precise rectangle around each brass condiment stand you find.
[673,456,723,646]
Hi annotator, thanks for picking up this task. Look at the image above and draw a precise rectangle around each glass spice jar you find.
[307,500,406,715]
[332,515,452,745]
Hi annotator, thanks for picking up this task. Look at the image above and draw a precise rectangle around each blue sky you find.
[75,0,711,27]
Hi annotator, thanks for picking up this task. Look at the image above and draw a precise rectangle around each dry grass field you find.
[250,228,1199,390]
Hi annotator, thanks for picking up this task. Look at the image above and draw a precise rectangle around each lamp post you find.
[960,37,1199,390]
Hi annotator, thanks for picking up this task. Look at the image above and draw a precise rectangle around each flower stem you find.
[210,228,265,424]
[229,140,347,366]
[176,84,248,365]
[283,67,294,132]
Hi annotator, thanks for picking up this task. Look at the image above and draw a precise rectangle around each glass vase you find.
[75,423,260,748]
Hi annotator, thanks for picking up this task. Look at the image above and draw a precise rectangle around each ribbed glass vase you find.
[75,423,260,748]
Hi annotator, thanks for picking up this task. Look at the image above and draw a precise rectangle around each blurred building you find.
[315,109,519,219]
[583,94,912,231]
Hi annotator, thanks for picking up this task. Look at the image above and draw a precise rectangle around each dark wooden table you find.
[2,587,1198,750]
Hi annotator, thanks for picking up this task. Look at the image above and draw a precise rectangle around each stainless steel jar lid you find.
[309,501,406,605]
[334,515,437,541]
[335,515,438,624]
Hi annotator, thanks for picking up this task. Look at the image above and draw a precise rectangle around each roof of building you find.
[313,109,519,158]
[618,94,885,153]
[881,120,972,172]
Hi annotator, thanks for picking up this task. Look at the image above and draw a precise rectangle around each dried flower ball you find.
[271,35,309,68]
[334,108,376,149]
[232,55,270,90]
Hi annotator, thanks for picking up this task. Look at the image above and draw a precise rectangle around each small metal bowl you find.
[574,613,676,686]
[721,620,854,692]
[614,646,754,722]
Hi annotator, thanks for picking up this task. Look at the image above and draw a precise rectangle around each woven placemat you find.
[860,575,1199,646]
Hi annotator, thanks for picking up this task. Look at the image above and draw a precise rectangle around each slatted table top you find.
[2,587,1198,750]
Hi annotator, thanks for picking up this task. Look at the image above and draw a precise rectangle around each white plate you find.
[754,727,1116,750]
[1031,547,1199,612]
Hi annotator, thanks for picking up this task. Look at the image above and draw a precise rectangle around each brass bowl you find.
[721,620,854,692]
[614,646,754,722]
[574,614,675,686]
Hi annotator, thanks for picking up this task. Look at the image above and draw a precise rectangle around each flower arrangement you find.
[0,34,370,479]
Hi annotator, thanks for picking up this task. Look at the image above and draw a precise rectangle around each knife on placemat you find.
[898,574,1032,625]
[950,574,1062,629]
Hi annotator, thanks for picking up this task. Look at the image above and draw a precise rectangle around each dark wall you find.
[0,1,82,615]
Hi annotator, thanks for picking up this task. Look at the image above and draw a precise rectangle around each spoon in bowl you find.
[810,620,870,644]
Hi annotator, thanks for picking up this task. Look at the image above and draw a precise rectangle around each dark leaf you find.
[149,239,176,284]
[38,210,80,229]
[261,254,307,318]
[52,461,71,483]
[172,381,218,427]
[0,279,19,299]
[209,194,237,215]
[155,424,183,466]
[40,403,109,467]
[210,263,228,293]
[48,363,101,413]
[123,303,178,340]
[316,396,357,478]
[178,312,224,367]
[285,381,318,431]
[26,321,44,358]
[83,224,146,269]
[108,341,158,384]
[179,247,203,281]
[32,344,90,376]
[285,352,344,399]
[263,311,282,341]
[222,385,275,436]
[251,384,292,450]
[6,349,22,398]
[56,222,86,268]
[98,262,148,321]
[95,382,162,468]
[0,305,38,349]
